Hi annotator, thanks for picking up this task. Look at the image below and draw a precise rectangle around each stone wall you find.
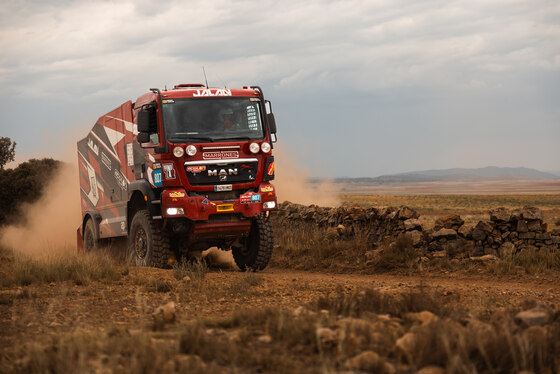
[273,202,560,257]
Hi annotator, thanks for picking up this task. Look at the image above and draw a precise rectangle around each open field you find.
[341,193,560,228]
[334,179,560,195]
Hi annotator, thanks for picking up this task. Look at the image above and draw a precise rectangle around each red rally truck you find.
[77,84,278,270]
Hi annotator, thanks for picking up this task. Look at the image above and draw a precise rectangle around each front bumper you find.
[160,183,277,221]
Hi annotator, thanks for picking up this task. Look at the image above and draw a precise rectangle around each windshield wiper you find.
[170,136,215,142]
[213,136,252,141]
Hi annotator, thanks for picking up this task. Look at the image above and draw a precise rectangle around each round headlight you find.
[173,146,184,158]
[249,142,260,154]
[186,145,197,156]
[261,142,271,153]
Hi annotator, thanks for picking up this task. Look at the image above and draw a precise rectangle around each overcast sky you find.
[1,0,559,177]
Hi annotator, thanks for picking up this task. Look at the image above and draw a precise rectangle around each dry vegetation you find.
[341,194,560,227]
[1,244,559,373]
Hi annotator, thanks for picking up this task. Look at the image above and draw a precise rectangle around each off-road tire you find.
[233,215,273,271]
[128,210,170,268]
[83,218,98,252]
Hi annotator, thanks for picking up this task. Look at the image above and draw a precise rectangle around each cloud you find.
[1,0,559,175]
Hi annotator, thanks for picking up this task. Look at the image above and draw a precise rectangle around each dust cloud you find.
[0,162,81,257]
[273,145,340,207]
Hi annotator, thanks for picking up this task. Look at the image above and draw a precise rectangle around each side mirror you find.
[137,109,151,133]
[267,113,277,134]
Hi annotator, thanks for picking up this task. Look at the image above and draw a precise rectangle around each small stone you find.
[526,220,542,232]
[153,301,176,329]
[395,332,417,363]
[398,206,418,220]
[515,307,550,327]
[476,220,494,233]
[416,366,447,374]
[404,219,422,231]
[182,276,192,283]
[316,327,338,350]
[408,310,439,326]
[472,228,487,241]
[409,230,423,247]
[257,334,272,344]
[345,350,385,372]
[434,214,464,230]
[432,228,457,240]
[517,220,529,233]
[458,225,472,238]
[470,254,499,262]
[489,207,512,222]
[521,206,543,221]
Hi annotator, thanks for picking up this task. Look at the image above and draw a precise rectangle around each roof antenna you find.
[202,66,209,88]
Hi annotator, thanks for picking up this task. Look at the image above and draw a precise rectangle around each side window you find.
[246,104,259,131]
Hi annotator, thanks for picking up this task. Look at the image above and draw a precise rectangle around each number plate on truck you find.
[216,204,234,212]
[214,184,232,192]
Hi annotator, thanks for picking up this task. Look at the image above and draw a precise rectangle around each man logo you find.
[208,168,238,177]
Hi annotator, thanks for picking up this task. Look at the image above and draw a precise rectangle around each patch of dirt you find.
[2,266,559,352]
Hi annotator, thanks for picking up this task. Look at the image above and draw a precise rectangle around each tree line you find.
[0,137,62,226]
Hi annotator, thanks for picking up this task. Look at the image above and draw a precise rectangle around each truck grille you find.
[185,160,258,186]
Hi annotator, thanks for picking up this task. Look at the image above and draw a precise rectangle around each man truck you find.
[77,84,278,270]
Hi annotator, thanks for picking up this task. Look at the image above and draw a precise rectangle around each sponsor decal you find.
[163,163,176,179]
[240,192,261,204]
[153,169,163,187]
[114,169,128,191]
[126,143,134,166]
[267,162,275,176]
[169,192,185,198]
[187,165,206,173]
[162,99,174,103]
[260,185,274,193]
[192,89,232,97]
[101,152,112,170]
[214,184,232,192]
[201,198,209,205]
[216,204,234,212]
[203,151,239,160]
[120,221,126,231]
[88,138,99,156]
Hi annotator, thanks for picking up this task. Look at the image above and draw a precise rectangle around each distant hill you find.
[334,166,560,184]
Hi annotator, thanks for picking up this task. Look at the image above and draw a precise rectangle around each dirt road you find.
[2,266,559,350]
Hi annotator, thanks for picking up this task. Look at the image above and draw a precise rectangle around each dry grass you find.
[4,287,557,373]
[0,248,124,287]
[486,246,560,275]
[370,233,419,272]
[271,222,369,271]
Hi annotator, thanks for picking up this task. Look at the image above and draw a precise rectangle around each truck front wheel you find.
[233,215,273,271]
[128,210,170,268]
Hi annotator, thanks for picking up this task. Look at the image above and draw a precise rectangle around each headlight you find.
[263,201,276,209]
[249,142,260,154]
[173,146,184,158]
[166,207,184,215]
[261,142,271,153]
[186,145,197,156]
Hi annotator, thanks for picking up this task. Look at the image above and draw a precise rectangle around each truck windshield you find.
[162,97,265,143]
